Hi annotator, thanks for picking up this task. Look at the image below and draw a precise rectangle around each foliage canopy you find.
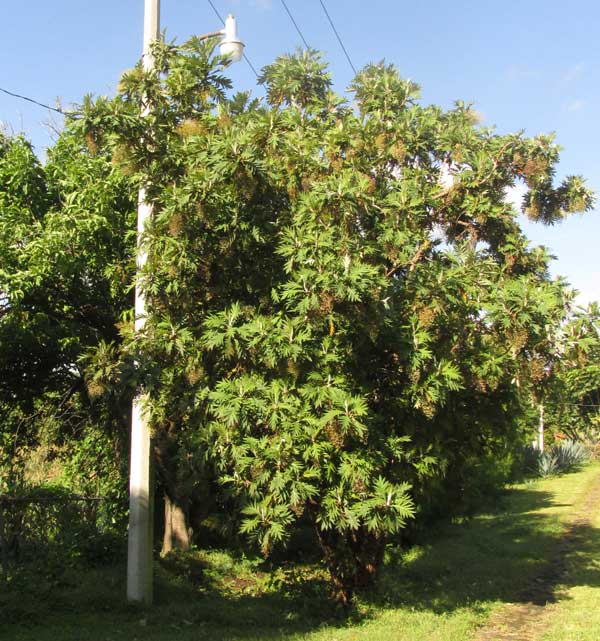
[1,39,595,603]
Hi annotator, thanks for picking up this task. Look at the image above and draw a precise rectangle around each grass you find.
[540,475,600,641]
[1,463,599,641]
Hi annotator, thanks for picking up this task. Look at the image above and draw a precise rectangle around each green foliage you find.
[74,39,594,602]
[552,439,590,471]
[543,303,600,442]
[1,36,595,605]
[0,487,126,579]
[537,451,560,477]
[258,48,332,107]
[0,123,135,527]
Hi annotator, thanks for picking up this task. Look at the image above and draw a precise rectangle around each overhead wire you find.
[560,403,600,408]
[2,3,355,117]
[1,3,262,123]
[317,0,357,75]
[279,0,310,50]
[0,86,73,117]
[206,0,259,77]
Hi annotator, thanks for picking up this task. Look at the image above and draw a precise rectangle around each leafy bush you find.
[88,41,591,604]
[2,36,593,606]
[411,450,515,530]
[0,485,126,576]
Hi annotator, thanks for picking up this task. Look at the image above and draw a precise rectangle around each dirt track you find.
[472,468,600,641]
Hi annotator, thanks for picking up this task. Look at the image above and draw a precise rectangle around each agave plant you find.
[520,445,557,477]
[551,439,590,472]
[537,452,560,477]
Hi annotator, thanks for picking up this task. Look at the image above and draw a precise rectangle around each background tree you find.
[0,127,135,513]
[543,303,600,445]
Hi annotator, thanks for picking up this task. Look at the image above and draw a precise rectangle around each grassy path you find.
[472,464,600,641]
[539,472,600,641]
[2,464,599,641]
[298,464,600,641]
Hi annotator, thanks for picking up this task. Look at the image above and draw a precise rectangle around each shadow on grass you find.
[0,550,341,640]
[2,481,600,641]
[369,487,600,614]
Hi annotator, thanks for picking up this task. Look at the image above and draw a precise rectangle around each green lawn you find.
[540,471,600,641]
[2,464,599,641]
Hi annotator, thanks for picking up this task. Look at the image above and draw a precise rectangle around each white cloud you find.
[561,62,585,83]
[566,99,586,113]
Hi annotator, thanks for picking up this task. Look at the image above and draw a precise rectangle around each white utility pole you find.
[126,2,244,605]
[127,0,160,605]
[538,402,545,452]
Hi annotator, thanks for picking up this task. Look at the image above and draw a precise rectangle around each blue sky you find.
[1,0,598,305]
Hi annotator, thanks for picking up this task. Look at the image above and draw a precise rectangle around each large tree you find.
[2,39,594,604]
[78,40,593,603]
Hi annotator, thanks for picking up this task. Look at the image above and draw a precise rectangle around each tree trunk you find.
[314,523,385,607]
[161,493,191,556]
[154,429,193,556]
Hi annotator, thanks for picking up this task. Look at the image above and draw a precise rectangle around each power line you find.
[0,86,72,117]
[2,5,262,124]
[242,50,259,78]
[206,0,224,23]
[206,0,259,77]
[562,403,600,408]
[279,0,310,50]
[318,0,357,75]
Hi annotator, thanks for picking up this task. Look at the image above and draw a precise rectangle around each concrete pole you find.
[127,0,160,605]
[538,402,545,452]
[0,499,8,581]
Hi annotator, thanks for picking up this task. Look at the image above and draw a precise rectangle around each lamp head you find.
[220,14,244,62]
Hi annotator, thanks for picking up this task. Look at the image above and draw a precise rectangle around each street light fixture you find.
[194,14,245,60]
[127,0,245,605]
[218,14,245,62]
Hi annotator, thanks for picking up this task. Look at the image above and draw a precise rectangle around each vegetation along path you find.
[3,464,600,641]
[472,465,600,641]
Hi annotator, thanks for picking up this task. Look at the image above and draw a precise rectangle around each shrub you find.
[520,439,590,478]
[537,452,560,477]
[79,41,593,605]
[552,439,590,472]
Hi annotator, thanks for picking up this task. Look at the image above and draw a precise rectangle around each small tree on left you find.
[0,127,136,517]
